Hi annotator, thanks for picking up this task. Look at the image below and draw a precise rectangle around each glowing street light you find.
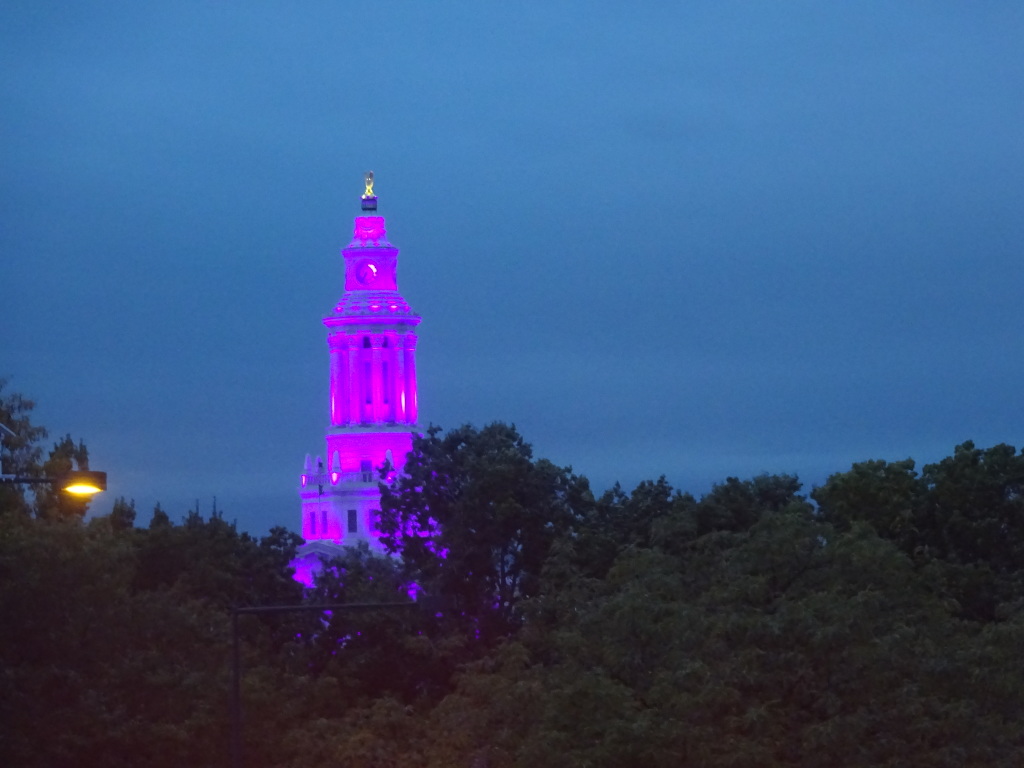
[59,470,108,496]
[0,423,106,496]
[0,470,107,495]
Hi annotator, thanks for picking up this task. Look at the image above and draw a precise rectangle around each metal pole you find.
[231,609,241,768]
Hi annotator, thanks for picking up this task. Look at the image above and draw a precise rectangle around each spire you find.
[361,170,377,212]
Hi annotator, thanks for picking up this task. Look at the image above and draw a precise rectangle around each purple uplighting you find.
[292,179,423,582]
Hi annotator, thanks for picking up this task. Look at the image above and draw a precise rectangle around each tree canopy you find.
[814,441,1024,621]
[378,423,593,642]
[3,383,1024,766]
[0,378,95,520]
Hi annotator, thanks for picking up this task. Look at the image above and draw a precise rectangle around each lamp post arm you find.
[0,471,106,496]
[232,600,416,616]
[0,475,54,485]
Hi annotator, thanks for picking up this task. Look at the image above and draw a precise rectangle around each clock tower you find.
[293,174,421,585]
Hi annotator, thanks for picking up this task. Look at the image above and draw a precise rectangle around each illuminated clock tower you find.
[293,173,421,585]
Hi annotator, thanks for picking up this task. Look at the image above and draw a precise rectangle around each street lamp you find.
[0,470,107,495]
[0,423,107,496]
[57,470,107,495]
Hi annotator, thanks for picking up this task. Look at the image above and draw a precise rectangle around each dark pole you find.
[231,610,241,768]
[229,601,421,768]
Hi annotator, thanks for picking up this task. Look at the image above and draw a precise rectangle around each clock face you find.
[356,261,379,286]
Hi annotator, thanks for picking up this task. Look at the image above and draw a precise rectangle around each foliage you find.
[0,512,227,767]
[814,441,1024,621]
[3,392,1024,766]
[298,544,456,704]
[379,423,593,642]
[0,380,95,519]
[0,379,48,515]
[34,434,92,519]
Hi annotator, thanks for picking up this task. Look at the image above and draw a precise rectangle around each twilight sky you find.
[4,3,1023,534]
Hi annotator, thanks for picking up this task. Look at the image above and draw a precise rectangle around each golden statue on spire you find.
[360,170,378,211]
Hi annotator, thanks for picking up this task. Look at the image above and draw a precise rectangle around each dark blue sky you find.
[4,3,1023,533]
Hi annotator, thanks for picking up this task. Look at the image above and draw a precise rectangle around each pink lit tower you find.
[293,173,420,584]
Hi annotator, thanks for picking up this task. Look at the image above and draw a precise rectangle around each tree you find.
[379,423,593,641]
[919,442,1024,575]
[109,497,137,531]
[34,434,92,519]
[811,457,923,546]
[0,511,231,768]
[814,442,1024,621]
[0,380,95,519]
[0,378,48,516]
[573,477,684,579]
[468,505,1024,767]
[133,508,305,611]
